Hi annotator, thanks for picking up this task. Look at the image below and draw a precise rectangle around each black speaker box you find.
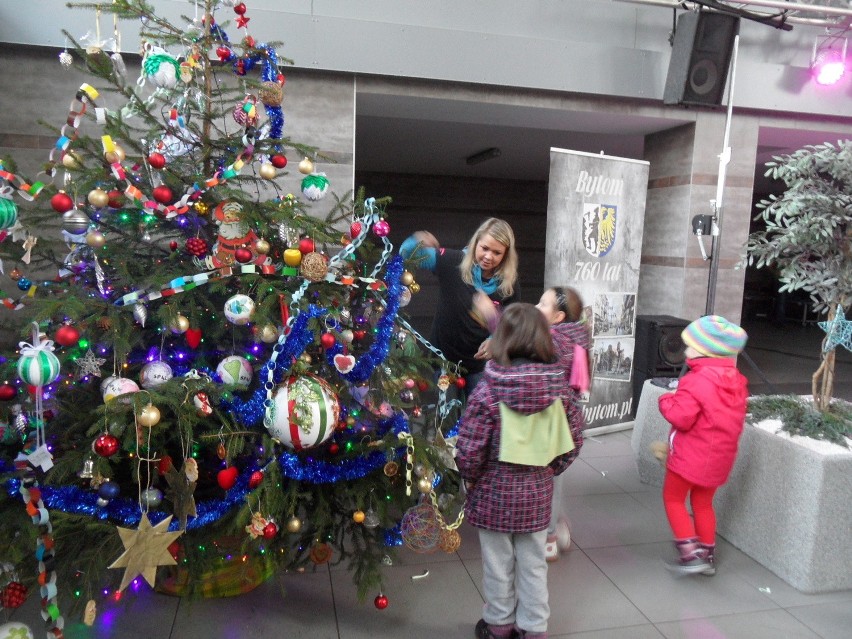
[663,12,740,107]
[632,314,690,416]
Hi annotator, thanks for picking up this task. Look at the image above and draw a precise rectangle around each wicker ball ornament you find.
[300,252,328,282]
[400,503,441,553]
[438,528,462,553]
[258,81,283,106]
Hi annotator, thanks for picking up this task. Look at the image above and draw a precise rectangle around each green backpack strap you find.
[498,399,575,467]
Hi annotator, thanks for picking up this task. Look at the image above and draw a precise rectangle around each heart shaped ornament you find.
[185,328,202,349]
[217,466,238,490]
[333,354,356,374]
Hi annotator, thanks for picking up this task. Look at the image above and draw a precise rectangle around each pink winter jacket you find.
[658,357,749,487]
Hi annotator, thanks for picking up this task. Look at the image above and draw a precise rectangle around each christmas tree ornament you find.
[185,237,208,256]
[383,461,399,477]
[283,248,302,267]
[309,542,332,565]
[258,323,279,343]
[438,528,462,553]
[137,403,161,428]
[339,329,354,344]
[193,391,213,416]
[102,377,139,403]
[270,154,287,168]
[374,593,389,610]
[0,197,18,229]
[300,173,330,201]
[216,355,253,387]
[74,348,106,378]
[320,333,336,349]
[254,238,271,255]
[224,293,256,325]
[352,510,366,523]
[399,287,412,307]
[298,237,315,254]
[332,353,356,374]
[78,457,96,479]
[216,441,227,459]
[194,200,209,216]
[163,462,198,530]
[455,376,467,389]
[147,152,166,169]
[300,252,328,282]
[245,512,270,539]
[234,247,253,263]
[258,81,284,107]
[0,622,33,639]
[400,270,415,286]
[285,516,302,533]
[417,477,433,494]
[248,470,264,488]
[170,314,190,334]
[59,49,73,68]
[133,303,148,327]
[97,480,120,502]
[86,188,109,209]
[409,282,421,294]
[140,360,174,389]
[185,327,202,349]
[142,49,180,89]
[85,230,106,248]
[16,278,31,292]
[400,503,441,553]
[62,150,82,169]
[8,267,21,281]
[83,599,97,627]
[262,521,279,539]
[50,191,74,213]
[106,189,123,208]
[103,144,125,164]
[363,508,380,529]
[140,487,164,509]
[268,374,340,450]
[217,466,238,490]
[0,581,27,609]
[233,95,259,127]
[258,163,276,180]
[373,219,390,237]
[349,221,362,239]
[62,209,89,234]
[152,185,173,204]
[0,384,16,401]
[400,389,415,403]
[17,336,61,388]
[298,157,314,174]
[108,513,183,591]
[92,433,119,457]
[53,324,81,347]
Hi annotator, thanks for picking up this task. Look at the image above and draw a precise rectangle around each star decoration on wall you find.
[108,513,183,591]
[818,305,852,353]
[75,348,106,378]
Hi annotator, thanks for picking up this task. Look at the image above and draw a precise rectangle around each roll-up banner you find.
[544,148,650,433]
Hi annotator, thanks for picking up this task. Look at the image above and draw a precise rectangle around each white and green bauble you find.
[223,294,256,325]
[0,622,34,639]
[300,173,330,201]
[216,355,253,388]
[17,342,60,388]
[267,374,340,450]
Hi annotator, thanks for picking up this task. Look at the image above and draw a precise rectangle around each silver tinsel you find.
[59,50,73,69]
[133,303,147,327]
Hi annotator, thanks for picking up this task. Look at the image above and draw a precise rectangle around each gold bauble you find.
[259,324,279,343]
[86,230,106,248]
[283,248,302,267]
[298,157,314,175]
[352,510,366,524]
[104,145,125,164]
[259,163,277,180]
[285,516,302,533]
[62,151,83,169]
[300,252,328,282]
[417,477,433,494]
[255,238,270,255]
[401,271,415,286]
[409,282,421,294]
[194,201,209,216]
[170,314,190,334]
[137,403,161,428]
[87,188,109,208]
[8,267,22,281]
[299,353,312,364]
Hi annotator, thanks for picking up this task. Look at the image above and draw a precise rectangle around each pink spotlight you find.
[811,40,847,86]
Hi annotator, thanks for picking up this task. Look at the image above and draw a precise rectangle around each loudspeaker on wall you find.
[631,314,690,416]
[663,12,740,107]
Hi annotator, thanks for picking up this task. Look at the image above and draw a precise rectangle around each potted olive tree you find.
[713,139,852,593]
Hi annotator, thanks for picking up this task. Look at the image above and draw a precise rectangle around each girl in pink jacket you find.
[658,315,748,576]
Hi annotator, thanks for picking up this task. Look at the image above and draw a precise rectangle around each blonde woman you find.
[400,218,520,390]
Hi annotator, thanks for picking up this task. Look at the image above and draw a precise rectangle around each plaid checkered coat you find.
[456,322,588,533]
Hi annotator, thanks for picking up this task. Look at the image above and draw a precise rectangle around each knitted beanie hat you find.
[681,315,747,358]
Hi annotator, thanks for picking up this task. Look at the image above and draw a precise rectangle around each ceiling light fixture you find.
[466,147,501,165]
[811,37,847,86]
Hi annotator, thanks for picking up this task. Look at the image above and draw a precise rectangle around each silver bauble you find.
[62,209,90,234]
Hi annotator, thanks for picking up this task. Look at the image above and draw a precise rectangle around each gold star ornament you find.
[109,513,183,591]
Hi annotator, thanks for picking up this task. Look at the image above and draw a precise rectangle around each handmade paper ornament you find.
[139,361,173,389]
[233,94,259,127]
[102,377,140,403]
[143,49,180,89]
[267,374,340,450]
[216,355,253,387]
[300,173,330,201]
[223,294,256,325]
[193,391,213,416]
[108,513,182,591]
[0,622,34,639]
[211,201,268,268]
[17,337,60,388]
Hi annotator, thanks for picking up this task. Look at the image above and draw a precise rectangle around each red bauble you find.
[185,237,208,257]
[416,379,429,392]
[169,240,179,251]
[455,377,467,389]
[262,522,278,539]
[374,594,389,610]
[217,466,239,490]
[107,190,124,208]
[270,154,287,169]
[353,330,367,341]
[320,333,336,349]
[216,45,231,62]
[349,222,362,239]
[158,455,174,474]
[93,433,120,457]
[248,470,264,489]
[148,152,166,169]
[54,324,81,347]
[233,2,247,14]
[328,442,340,455]
[50,192,74,213]
[298,237,315,254]
[152,185,174,204]
[0,581,27,609]
[0,384,16,401]
[234,247,253,263]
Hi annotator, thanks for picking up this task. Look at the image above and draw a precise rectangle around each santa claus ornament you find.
[210,201,269,268]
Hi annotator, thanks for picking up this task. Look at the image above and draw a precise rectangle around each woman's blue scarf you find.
[472,264,499,295]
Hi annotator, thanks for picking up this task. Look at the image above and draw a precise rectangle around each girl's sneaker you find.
[545,535,559,562]
[475,619,519,639]
[555,518,571,551]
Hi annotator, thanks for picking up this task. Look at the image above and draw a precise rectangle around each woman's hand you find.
[412,231,439,248]
[471,291,500,333]
[474,338,492,360]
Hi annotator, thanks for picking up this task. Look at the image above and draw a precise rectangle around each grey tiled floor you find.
[7,319,852,638]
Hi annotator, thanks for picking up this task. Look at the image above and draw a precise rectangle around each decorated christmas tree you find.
[0,0,464,629]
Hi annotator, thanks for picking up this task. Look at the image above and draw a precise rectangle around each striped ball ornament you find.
[268,374,340,450]
[17,345,60,387]
[0,197,18,230]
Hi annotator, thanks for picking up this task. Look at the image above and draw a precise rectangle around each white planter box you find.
[715,420,852,593]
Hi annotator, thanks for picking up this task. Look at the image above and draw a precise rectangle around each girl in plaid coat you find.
[456,303,579,639]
